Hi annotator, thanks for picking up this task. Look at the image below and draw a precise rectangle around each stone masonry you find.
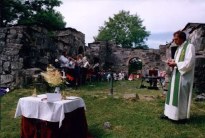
[87,41,166,74]
[0,25,85,89]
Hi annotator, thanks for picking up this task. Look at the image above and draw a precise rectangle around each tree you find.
[96,10,150,48]
[0,0,66,30]
[0,0,24,27]
[19,0,66,30]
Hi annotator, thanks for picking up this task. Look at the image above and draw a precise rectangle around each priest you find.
[161,31,195,122]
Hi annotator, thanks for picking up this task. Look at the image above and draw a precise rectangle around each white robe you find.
[59,55,70,68]
[164,41,195,120]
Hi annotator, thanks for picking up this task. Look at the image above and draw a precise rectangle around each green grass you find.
[1,80,205,138]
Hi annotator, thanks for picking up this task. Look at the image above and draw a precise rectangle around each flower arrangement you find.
[41,64,63,88]
[41,64,67,99]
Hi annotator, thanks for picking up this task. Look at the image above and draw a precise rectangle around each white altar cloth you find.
[14,94,86,127]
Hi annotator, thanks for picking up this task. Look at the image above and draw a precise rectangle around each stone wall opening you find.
[78,46,84,55]
[128,57,142,76]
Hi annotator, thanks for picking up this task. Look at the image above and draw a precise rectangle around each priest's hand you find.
[167,59,176,67]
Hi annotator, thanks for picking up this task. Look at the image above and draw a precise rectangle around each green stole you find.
[166,41,189,106]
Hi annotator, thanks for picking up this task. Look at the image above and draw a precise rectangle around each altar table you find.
[15,94,89,138]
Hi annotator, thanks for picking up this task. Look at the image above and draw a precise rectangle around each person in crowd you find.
[100,69,107,81]
[148,67,159,88]
[92,58,100,81]
[71,55,80,87]
[76,54,83,67]
[66,56,76,86]
[76,54,83,85]
[58,51,70,78]
[81,56,90,85]
[118,71,125,80]
[59,51,70,69]
[159,71,166,83]
[82,56,90,68]
[161,31,195,123]
[113,72,117,80]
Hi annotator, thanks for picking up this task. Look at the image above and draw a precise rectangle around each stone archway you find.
[78,46,84,55]
[128,57,142,76]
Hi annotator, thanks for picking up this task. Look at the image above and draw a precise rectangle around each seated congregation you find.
[54,51,127,88]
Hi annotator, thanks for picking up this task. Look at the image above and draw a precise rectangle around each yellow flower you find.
[41,65,63,87]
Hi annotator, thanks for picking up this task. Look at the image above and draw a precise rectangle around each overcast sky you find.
[56,0,205,49]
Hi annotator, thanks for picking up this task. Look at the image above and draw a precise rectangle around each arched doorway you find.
[128,57,142,76]
[78,46,84,55]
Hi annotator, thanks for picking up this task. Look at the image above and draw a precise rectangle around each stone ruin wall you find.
[0,25,85,89]
[182,23,205,93]
[87,41,166,74]
[53,28,85,57]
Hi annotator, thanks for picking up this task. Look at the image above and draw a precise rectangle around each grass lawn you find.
[0,80,205,138]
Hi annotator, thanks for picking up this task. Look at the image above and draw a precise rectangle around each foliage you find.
[95,10,150,48]
[0,0,24,27]
[1,81,205,138]
[0,0,66,30]
[18,0,66,30]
